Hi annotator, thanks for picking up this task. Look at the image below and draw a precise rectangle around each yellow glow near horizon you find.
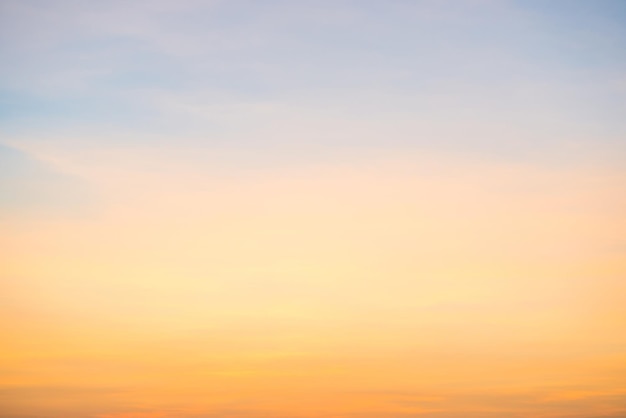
[2,150,625,417]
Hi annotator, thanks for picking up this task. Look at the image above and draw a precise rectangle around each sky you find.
[1,1,626,417]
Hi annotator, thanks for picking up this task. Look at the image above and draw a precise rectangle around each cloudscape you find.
[1,1,625,417]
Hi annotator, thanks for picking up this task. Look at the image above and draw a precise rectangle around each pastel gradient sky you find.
[1,1,626,417]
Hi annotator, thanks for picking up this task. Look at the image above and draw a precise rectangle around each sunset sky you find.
[1,1,626,417]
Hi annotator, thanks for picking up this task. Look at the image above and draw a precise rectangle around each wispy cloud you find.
[0,143,93,217]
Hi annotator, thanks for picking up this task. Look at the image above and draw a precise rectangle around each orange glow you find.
[1,153,625,417]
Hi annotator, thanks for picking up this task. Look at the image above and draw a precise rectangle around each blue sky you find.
[1,0,626,210]
[2,0,625,146]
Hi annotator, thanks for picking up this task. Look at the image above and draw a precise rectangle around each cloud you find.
[0,143,93,216]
